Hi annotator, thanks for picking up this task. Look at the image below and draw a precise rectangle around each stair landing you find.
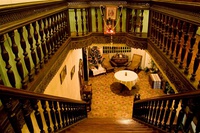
[62,118,160,133]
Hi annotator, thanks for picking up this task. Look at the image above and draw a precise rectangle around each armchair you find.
[125,54,142,72]
[101,54,114,73]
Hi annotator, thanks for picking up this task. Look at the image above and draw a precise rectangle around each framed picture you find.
[60,65,67,84]
[71,65,75,80]
[106,6,117,20]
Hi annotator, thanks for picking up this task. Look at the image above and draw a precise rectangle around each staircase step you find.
[62,118,159,133]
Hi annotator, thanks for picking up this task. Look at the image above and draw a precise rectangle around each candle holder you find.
[125,72,127,76]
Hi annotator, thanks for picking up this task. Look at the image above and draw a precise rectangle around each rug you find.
[110,82,140,96]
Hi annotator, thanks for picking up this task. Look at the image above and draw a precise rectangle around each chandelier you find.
[100,5,123,35]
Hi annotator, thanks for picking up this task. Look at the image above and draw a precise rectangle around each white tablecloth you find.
[114,70,138,90]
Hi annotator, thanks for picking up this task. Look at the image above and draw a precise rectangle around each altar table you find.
[114,70,138,90]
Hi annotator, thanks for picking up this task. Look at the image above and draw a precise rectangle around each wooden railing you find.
[0,85,87,133]
[133,90,200,133]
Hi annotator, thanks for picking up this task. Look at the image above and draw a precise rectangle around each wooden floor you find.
[63,118,160,133]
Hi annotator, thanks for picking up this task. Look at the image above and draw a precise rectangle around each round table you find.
[114,70,138,90]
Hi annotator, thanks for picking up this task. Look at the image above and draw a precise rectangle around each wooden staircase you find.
[62,118,160,133]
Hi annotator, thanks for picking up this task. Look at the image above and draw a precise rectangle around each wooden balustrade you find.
[133,89,200,133]
[0,85,87,133]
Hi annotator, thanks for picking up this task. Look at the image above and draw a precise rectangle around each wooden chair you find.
[101,54,114,73]
[125,54,142,72]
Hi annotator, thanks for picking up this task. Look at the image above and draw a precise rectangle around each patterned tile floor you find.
[87,68,166,118]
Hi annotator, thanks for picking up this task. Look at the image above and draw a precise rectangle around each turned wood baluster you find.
[41,100,52,132]
[1,98,22,133]
[175,99,187,132]
[85,8,89,34]
[174,21,183,64]
[133,9,138,34]
[144,102,149,122]
[30,100,44,133]
[48,16,55,55]
[26,24,39,74]
[170,19,178,60]
[54,101,61,129]
[151,100,158,125]
[156,13,160,46]
[158,14,163,48]
[150,11,155,41]
[163,16,169,53]
[169,99,180,132]
[74,9,79,36]
[191,41,200,82]
[0,35,16,87]
[120,7,122,32]
[163,100,173,130]
[166,17,173,55]
[18,27,33,82]
[160,14,165,49]
[154,12,158,43]
[155,100,162,126]
[158,100,167,128]
[81,9,85,35]
[59,13,64,43]
[39,19,48,64]
[56,13,62,45]
[62,12,67,40]
[148,101,154,123]
[146,101,151,123]
[64,103,69,126]
[55,14,61,48]
[59,102,66,127]
[48,101,57,131]
[52,15,58,51]
[8,31,26,89]
[32,22,43,69]
[20,100,34,133]
[139,10,144,35]
[44,18,51,59]
[179,22,191,69]
[184,25,198,75]
[95,7,98,32]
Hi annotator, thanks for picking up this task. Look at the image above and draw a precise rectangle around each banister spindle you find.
[74,9,79,36]
[85,8,89,34]
[55,14,61,48]
[163,99,173,130]
[158,100,167,128]
[120,7,123,32]
[1,98,22,133]
[179,22,191,69]
[166,17,173,55]
[170,19,178,60]
[155,100,161,126]
[174,21,183,64]
[64,103,69,126]
[41,100,52,132]
[43,18,50,59]
[175,99,187,132]
[9,31,27,89]
[191,41,200,82]
[95,7,98,32]
[32,21,43,69]
[151,11,155,41]
[30,100,44,133]
[160,14,165,50]
[59,13,64,43]
[26,24,39,75]
[48,16,55,55]
[0,35,16,87]
[81,9,85,35]
[18,27,33,82]
[184,25,198,75]
[54,101,61,129]
[48,101,57,131]
[148,101,154,124]
[52,15,58,51]
[126,8,132,33]
[151,100,158,125]
[133,9,138,34]
[169,99,180,132]
[139,10,144,35]
[39,19,48,64]
[156,13,160,46]
[20,100,34,133]
[59,102,66,127]
[163,16,169,53]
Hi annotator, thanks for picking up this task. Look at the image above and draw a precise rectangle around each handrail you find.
[133,90,200,133]
[0,85,87,133]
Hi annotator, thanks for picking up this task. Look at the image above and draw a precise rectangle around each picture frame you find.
[106,6,117,20]
[60,65,67,84]
[71,65,75,80]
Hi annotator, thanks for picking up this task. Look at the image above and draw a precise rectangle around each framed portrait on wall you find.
[71,65,75,80]
[106,6,117,20]
[60,65,67,84]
